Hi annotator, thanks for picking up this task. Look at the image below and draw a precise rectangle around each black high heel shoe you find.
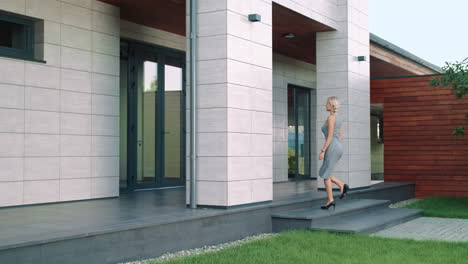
[340,184,349,199]
[320,201,336,211]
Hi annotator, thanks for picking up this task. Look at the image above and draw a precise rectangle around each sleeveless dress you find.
[319,114,344,179]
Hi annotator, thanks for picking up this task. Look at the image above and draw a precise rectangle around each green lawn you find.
[404,197,468,219]
[157,231,468,264]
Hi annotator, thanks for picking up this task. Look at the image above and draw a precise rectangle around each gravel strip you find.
[122,233,276,264]
[389,198,420,208]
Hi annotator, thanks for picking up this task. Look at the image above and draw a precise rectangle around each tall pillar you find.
[186,0,273,207]
[316,0,370,189]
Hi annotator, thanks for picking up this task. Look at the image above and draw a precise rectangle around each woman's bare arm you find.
[339,126,343,141]
[321,115,335,152]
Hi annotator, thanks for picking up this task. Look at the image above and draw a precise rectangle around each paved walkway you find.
[373,217,468,242]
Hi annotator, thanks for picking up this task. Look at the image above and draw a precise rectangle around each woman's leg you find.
[324,178,334,204]
[330,176,344,192]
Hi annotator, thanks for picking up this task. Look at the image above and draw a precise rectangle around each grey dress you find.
[319,114,343,179]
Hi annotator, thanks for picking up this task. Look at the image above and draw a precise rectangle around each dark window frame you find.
[288,84,312,180]
[0,13,35,60]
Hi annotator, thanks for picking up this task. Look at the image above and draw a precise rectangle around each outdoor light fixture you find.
[282,33,296,39]
[357,56,367,61]
[248,14,261,22]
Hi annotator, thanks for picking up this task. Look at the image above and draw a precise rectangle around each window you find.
[377,117,384,143]
[0,13,35,60]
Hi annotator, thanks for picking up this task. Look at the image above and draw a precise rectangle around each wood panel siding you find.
[371,75,468,198]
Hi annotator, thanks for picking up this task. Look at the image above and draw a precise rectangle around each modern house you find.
[3,1,464,263]
[0,0,445,208]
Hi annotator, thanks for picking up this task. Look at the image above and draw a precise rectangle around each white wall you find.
[0,0,371,207]
[0,0,121,207]
[316,0,371,189]
[272,53,316,182]
[186,0,274,207]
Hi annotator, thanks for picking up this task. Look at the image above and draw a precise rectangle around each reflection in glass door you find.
[120,41,185,191]
[164,56,183,182]
[137,59,158,185]
[288,85,311,179]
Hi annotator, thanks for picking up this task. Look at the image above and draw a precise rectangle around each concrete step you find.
[272,199,391,232]
[309,208,422,234]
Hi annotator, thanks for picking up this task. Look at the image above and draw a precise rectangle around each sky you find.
[369,0,468,68]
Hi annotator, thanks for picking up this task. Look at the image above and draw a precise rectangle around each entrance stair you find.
[272,198,422,234]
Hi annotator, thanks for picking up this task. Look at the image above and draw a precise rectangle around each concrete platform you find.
[0,182,415,264]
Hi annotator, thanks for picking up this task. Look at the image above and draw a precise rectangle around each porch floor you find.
[0,180,406,252]
[0,180,321,250]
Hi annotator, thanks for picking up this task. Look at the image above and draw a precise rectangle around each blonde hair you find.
[327,96,340,114]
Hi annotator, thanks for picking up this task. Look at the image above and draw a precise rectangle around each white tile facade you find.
[186,0,274,207]
[0,0,120,207]
[316,0,371,189]
[0,0,371,207]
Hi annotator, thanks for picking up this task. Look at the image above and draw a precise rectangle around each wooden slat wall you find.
[371,75,468,198]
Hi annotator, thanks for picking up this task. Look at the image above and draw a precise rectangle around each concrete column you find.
[316,0,370,189]
[186,0,273,207]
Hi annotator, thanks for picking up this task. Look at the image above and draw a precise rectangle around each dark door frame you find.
[121,39,186,192]
[288,84,311,180]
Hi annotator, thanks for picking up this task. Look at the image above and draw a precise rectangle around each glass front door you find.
[120,41,185,190]
[163,56,184,183]
[137,55,158,185]
[288,85,311,179]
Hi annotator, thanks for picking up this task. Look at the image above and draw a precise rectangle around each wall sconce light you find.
[357,56,367,61]
[248,14,261,22]
[282,33,296,39]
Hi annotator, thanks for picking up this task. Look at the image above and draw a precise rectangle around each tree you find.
[429,58,468,136]
[149,79,157,92]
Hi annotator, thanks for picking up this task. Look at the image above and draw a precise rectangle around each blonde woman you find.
[319,96,349,210]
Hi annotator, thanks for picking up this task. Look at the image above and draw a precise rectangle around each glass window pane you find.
[144,61,158,92]
[288,87,296,177]
[0,20,25,49]
[296,89,310,177]
[119,55,128,188]
[137,60,158,184]
[288,86,311,179]
[164,56,183,181]
[164,65,182,91]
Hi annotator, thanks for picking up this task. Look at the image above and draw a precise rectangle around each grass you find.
[404,197,468,219]
[156,231,468,264]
